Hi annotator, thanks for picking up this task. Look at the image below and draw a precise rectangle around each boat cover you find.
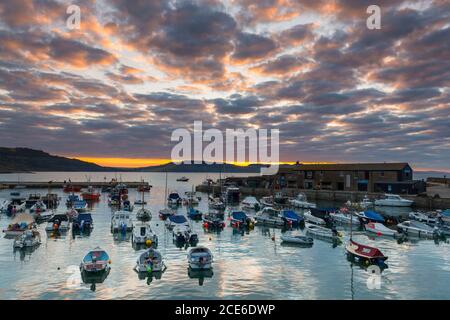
[168,215,188,223]
[363,210,385,223]
[231,211,247,222]
[282,210,302,221]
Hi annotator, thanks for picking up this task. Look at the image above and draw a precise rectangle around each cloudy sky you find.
[0,0,449,170]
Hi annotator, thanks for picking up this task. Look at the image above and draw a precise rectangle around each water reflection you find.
[188,268,214,286]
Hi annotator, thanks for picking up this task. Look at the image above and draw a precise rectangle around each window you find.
[380,171,384,177]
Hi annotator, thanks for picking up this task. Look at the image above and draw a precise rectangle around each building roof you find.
[279,163,410,172]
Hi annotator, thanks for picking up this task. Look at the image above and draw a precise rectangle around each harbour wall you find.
[196,185,450,210]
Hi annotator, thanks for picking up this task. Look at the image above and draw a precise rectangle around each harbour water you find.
[0,172,449,300]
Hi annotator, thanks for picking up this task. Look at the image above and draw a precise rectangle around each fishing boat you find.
[187,247,213,270]
[111,211,133,233]
[280,210,304,226]
[72,213,93,233]
[241,196,261,211]
[177,176,189,182]
[3,213,35,237]
[136,208,152,221]
[329,210,360,226]
[289,193,316,209]
[13,230,41,249]
[397,220,440,238]
[305,223,341,242]
[168,192,182,206]
[30,200,47,213]
[82,186,101,201]
[365,222,398,237]
[355,210,385,224]
[165,214,190,230]
[280,233,314,245]
[208,197,225,210]
[230,211,255,229]
[187,207,203,220]
[408,211,437,224]
[132,221,158,245]
[374,194,413,207]
[80,247,111,275]
[346,202,388,267]
[45,214,70,232]
[303,210,326,225]
[255,207,285,227]
[134,248,165,273]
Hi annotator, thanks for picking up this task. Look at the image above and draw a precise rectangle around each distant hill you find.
[0,147,115,173]
[0,147,266,173]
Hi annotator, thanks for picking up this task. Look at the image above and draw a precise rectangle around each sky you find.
[0,0,449,170]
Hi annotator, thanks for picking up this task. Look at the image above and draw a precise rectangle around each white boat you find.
[397,220,440,238]
[173,224,198,244]
[45,214,70,232]
[359,195,373,209]
[329,211,360,225]
[80,247,111,274]
[3,213,35,237]
[408,211,437,224]
[280,234,313,245]
[159,208,175,219]
[165,214,190,230]
[289,193,316,209]
[13,230,41,249]
[241,196,260,211]
[177,176,189,182]
[260,196,274,207]
[136,208,152,221]
[134,248,166,273]
[30,200,47,213]
[364,222,398,237]
[374,194,413,207]
[111,211,133,233]
[303,210,326,225]
[132,221,158,245]
[208,197,225,210]
[187,247,213,270]
[305,223,341,242]
[255,207,285,226]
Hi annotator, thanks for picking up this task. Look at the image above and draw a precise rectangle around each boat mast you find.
[164,169,168,208]
[141,178,145,209]
[350,203,353,241]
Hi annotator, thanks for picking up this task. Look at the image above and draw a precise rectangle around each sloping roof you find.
[279,163,409,172]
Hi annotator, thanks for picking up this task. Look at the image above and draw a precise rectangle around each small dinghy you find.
[346,240,388,266]
[187,207,203,220]
[3,213,36,237]
[13,230,41,249]
[365,222,398,237]
[303,210,326,225]
[230,211,255,229]
[305,223,341,242]
[111,211,133,233]
[188,246,213,270]
[45,214,70,232]
[397,220,440,238]
[280,233,313,245]
[255,207,285,227]
[408,212,437,224]
[136,208,152,221]
[134,199,147,205]
[80,247,111,275]
[72,213,93,234]
[132,221,158,245]
[280,210,304,226]
[134,248,166,273]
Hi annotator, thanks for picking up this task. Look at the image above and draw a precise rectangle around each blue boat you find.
[230,211,254,229]
[66,194,80,206]
[188,208,203,220]
[73,213,93,233]
[440,209,450,224]
[356,210,385,223]
[281,210,304,226]
[73,200,88,212]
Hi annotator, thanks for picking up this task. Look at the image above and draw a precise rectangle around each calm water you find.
[0,172,449,300]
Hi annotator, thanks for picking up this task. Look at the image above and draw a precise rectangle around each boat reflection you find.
[113,232,131,242]
[81,269,110,292]
[188,267,214,286]
[13,246,39,261]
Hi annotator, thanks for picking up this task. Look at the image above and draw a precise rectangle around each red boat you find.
[82,186,101,201]
[346,240,388,264]
[63,185,82,193]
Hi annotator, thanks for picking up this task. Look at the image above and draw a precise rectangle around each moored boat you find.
[187,246,213,270]
[289,193,316,209]
[365,222,398,237]
[305,223,341,242]
[255,207,285,227]
[408,211,437,224]
[132,221,158,245]
[438,209,450,224]
[241,196,260,211]
[82,186,101,201]
[177,176,189,182]
[280,210,304,226]
[280,233,313,245]
[13,230,41,249]
[187,207,203,220]
[230,211,255,229]
[134,248,166,273]
[3,213,36,237]
[329,210,360,225]
[397,220,440,238]
[346,240,388,265]
[355,210,385,224]
[136,208,152,221]
[303,210,326,225]
[72,213,93,233]
[374,194,413,207]
[111,211,133,233]
[168,192,182,206]
[80,247,111,275]
[45,214,70,232]
[165,214,190,230]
